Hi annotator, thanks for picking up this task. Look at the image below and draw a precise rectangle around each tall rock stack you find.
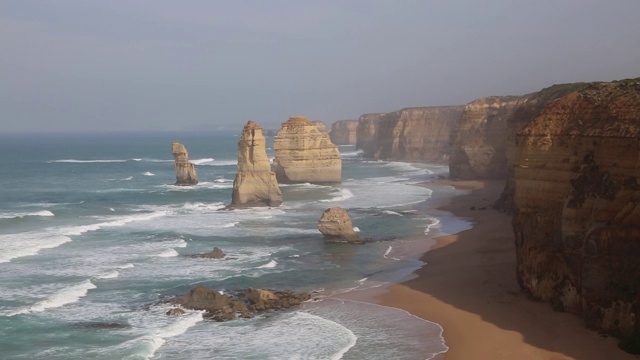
[172,141,199,185]
[273,116,341,184]
[330,120,358,145]
[512,79,640,339]
[449,96,524,179]
[371,106,464,163]
[231,121,283,207]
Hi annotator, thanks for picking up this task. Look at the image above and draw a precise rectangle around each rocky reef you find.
[512,79,640,340]
[355,113,385,155]
[495,83,590,212]
[359,106,464,163]
[273,116,341,184]
[174,285,310,321]
[330,120,358,145]
[449,96,524,179]
[231,121,283,207]
[317,207,365,243]
[172,141,198,185]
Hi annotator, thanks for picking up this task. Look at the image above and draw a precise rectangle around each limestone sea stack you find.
[317,207,363,243]
[512,79,640,340]
[172,141,198,185]
[273,116,341,184]
[330,120,358,145]
[230,121,283,207]
[356,113,385,156]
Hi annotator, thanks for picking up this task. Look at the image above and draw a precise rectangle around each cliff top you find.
[243,120,263,131]
[281,116,314,126]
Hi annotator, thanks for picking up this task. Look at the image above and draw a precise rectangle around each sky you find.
[1,1,639,133]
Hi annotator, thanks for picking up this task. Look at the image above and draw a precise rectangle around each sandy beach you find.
[337,179,636,360]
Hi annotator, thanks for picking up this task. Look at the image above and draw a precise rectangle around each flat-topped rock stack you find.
[230,121,283,207]
[172,141,198,185]
[273,116,342,184]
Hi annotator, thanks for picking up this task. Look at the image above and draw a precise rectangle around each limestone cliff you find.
[172,141,199,185]
[313,121,327,133]
[330,120,358,145]
[512,79,640,340]
[231,121,283,207]
[355,113,385,156]
[449,96,524,179]
[495,83,589,212]
[273,116,341,184]
[371,106,464,163]
[317,207,362,243]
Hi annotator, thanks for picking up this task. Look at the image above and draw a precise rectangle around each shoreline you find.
[335,179,635,359]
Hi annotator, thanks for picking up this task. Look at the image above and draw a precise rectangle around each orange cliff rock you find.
[512,79,640,341]
[359,106,464,163]
[355,113,385,156]
[273,116,341,184]
[449,96,524,179]
[231,121,283,207]
[330,120,358,145]
[172,141,199,185]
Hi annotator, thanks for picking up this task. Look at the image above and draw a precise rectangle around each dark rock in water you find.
[192,247,226,259]
[174,285,310,321]
[166,308,186,316]
[73,321,129,329]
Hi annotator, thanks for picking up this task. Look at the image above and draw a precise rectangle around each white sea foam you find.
[174,239,188,248]
[143,172,155,176]
[198,160,236,166]
[95,270,119,279]
[320,188,354,202]
[382,210,403,216]
[118,263,135,269]
[0,210,55,219]
[123,176,133,181]
[49,159,127,163]
[109,208,115,211]
[7,280,96,316]
[424,217,441,235]
[353,226,360,232]
[257,260,277,269]
[155,249,179,258]
[190,158,215,165]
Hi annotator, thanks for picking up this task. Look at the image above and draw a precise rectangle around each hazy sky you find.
[2,1,639,133]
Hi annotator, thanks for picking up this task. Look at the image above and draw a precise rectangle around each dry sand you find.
[337,179,636,360]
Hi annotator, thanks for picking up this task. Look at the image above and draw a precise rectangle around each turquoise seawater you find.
[0,132,467,359]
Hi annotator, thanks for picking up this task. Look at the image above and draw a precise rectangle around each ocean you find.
[0,131,469,360]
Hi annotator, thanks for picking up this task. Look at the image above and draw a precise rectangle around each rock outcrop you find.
[175,285,310,321]
[495,83,590,212]
[273,116,341,184]
[512,79,640,341]
[172,141,199,185]
[355,113,385,155]
[313,121,328,133]
[449,96,524,179]
[318,207,363,243]
[362,106,464,163]
[330,120,358,145]
[231,121,283,207]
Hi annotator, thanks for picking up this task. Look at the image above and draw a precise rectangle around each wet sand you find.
[337,179,635,359]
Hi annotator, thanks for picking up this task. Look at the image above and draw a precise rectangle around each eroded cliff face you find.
[495,83,589,212]
[273,116,341,184]
[371,106,464,163]
[330,120,358,145]
[172,141,199,185]
[512,80,640,338]
[449,96,523,179]
[356,113,385,156]
[231,121,283,207]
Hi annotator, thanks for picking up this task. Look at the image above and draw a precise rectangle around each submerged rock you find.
[192,247,226,259]
[172,141,199,185]
[231,121,283,207]
[273,116,342,184]
[317,207,365,243]
[165,308,186,316]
